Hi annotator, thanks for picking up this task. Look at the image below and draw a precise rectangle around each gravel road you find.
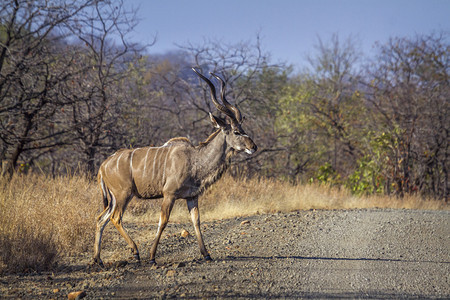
[1,208,449,299]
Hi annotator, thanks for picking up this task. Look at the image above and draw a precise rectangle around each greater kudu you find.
[93,68,257,266]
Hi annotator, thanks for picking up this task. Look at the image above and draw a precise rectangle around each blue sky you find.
[125,0,449,68]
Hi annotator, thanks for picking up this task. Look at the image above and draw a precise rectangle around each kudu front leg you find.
[187,197,211,261]
[149,194,175,265]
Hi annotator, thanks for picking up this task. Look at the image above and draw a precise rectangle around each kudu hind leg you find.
[93,188,116,266]
[187,197,211,260]
[110,196,140,262]
[149,194,175,264]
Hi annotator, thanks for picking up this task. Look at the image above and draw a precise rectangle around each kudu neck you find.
[195,130,232,174]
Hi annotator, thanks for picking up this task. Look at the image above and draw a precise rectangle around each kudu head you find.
[192,68,257,155]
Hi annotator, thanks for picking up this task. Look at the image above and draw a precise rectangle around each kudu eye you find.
[233,130,242,136]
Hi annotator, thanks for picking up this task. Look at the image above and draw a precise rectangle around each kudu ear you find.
[209,112,227,129]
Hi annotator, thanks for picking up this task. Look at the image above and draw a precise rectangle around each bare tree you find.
[0,0,94,175]
[61,0,144,175]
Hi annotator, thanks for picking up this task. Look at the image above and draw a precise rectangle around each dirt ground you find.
[1,208,449,299]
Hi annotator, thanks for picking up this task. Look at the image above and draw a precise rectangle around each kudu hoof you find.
[204,255,213,262]
[92,257,104,268]
[149,259,156,266]
[133,253,141,262]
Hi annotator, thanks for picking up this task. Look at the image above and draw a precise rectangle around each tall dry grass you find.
[130,174,448,223]
[0,173,99,274]
[1,172,447,274]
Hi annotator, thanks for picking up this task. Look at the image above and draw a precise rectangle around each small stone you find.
[67,291,86,300]
[53,288,60,293]
[241,220,250,225]
[166,270,176,277]
[181,229,190,238]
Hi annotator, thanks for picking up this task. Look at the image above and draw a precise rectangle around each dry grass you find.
[0,173,99,274]
[130,174,448,223]
[1,172,447,274]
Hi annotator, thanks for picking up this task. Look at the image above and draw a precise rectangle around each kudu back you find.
[93,68,257,266]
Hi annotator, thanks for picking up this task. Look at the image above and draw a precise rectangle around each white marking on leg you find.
[101,189,117,223]
[155,215,162,238]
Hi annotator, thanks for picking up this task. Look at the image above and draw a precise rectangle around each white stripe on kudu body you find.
[116,152,124,171]
[143,147,152,175]
[92,69,257,267]
[130,148,139,171]
[151,147,161,180]
[162,147,172,182]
